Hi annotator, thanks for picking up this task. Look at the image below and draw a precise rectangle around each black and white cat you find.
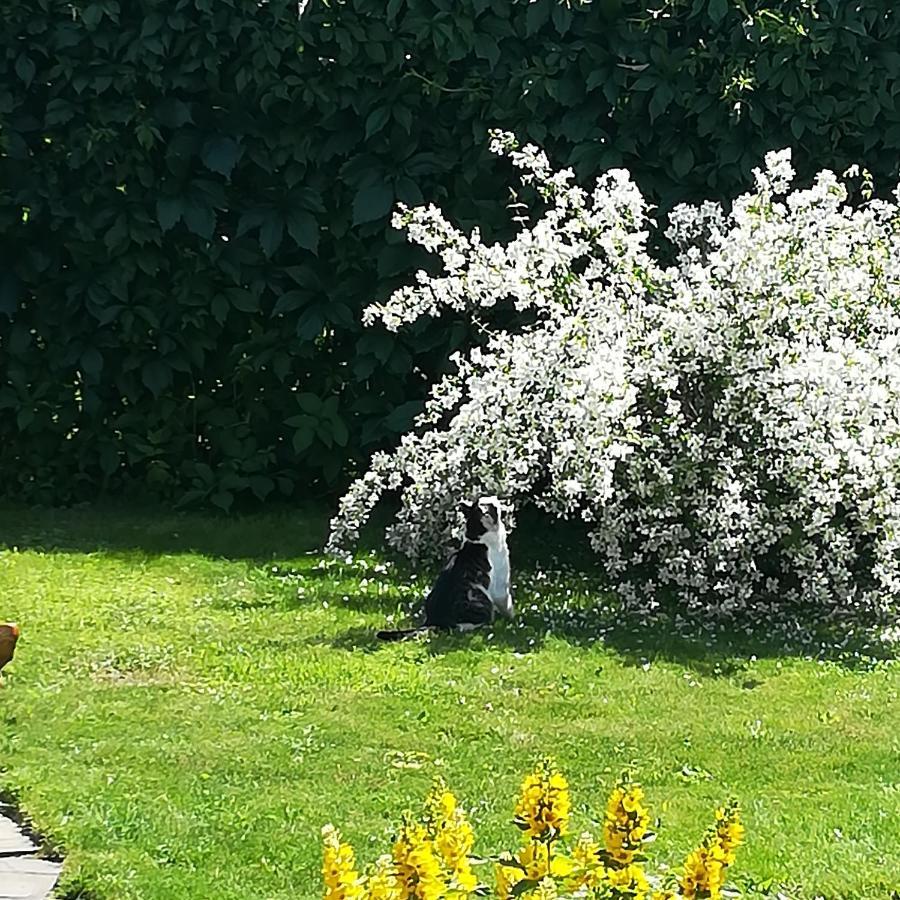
[377,496,514,641]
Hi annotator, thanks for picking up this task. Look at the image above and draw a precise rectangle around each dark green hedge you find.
[2,0,898,508]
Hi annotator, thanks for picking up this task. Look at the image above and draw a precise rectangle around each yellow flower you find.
[679,838,727,900]
[531,876,559,900]
[606,862,650,898]
[423,779,478,894]
[495,861,520,900]
[680,802,743,899]
[603,775,651,868]
[714,800,745,866]
[517,841,552,880]
[514,759,571,840]
[515,842,574,881]
[392,819,447,900]
[566,832,604,889]
[322,824,363,900]
[364,855,402,900]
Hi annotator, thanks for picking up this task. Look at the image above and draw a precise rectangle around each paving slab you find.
[0,813,60,900]
[0,857,62,900]
[0,817,35,857]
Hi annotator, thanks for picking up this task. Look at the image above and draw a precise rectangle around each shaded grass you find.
[0,503,898,899]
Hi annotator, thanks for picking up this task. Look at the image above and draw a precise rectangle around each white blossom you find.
[329,133,900,629]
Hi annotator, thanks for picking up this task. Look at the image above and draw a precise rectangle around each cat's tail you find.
[375,627,433,641]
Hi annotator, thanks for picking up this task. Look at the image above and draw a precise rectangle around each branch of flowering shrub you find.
[321,761,745,900]
[329,131,900,630]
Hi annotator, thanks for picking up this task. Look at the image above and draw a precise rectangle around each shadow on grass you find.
[2,502,894,670]
[319,570,895,672]
[0,501,332,561]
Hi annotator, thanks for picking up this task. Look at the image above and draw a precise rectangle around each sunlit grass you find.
[0,504,897,899]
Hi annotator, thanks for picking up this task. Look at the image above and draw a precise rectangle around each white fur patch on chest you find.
[481,527,512,615]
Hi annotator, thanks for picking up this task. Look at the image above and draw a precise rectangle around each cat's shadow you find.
[323,579,894,673]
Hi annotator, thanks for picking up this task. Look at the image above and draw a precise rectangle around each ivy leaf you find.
[551,3,573,35]
[260,215,285,256]
[384,400,424,434]
[272,290,306,315]
[708,0,728,24]
[202,136,242,178]
[80,348,104,379]
[227,289,259,313]
[104,215,129,251]
[394,176,423,206]
[210,490,233,512]
[98,443,121,476]
[649,84,674,121]
[352,182,394,225]
[297,392,322,415]
[296,307,325,339]
[183,201,216,239]
[237,208,267,237]
[211,294,229,324]
[15,55,35,86]
[0,273,20,317]
[142,359,172,397]
[525,0,551,36]
[156,196,183,232]
[365,107,391,139]
[286,210,319,253]
[473,34,500,69]
[673,145,695,177]
[45,99,74,126]
[81,4,104,28]
[331,416,349,447]
[156,98,193,128]
[292,426,315,453]
[249,475,274,501]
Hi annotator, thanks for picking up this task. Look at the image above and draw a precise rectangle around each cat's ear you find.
[461,500,480,527]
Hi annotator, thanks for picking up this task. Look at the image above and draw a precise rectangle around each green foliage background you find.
[2,0,898,509]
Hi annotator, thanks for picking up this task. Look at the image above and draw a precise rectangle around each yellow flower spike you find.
[392,818,447,900]
[514,759,571,840]
[714,800,745,866]
[423,778,479,895]
[322,772,743,900]
[603,775,651,869]
[514,842,574,884]
[364,855,402,900]
[680,801,743,899]
[567,832,605,890]
[517,841,551,880]
[606,862,650,898]
[679,834,727,900]
[532,876,559,900]
[322,824,363,900]
[495,861,521,900]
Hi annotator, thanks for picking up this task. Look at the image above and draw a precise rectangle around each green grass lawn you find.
[0,504,898,899]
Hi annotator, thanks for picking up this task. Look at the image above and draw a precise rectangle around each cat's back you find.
[451,539,491,583]
[424,540,490,626]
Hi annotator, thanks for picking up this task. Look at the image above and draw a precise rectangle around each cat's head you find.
[464,495,504,540]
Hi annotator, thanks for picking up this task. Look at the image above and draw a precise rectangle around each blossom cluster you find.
[328,132,900,628]
[321,762,744,899]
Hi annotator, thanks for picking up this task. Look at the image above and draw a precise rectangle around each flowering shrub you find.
[329,132,900,626]
[321,762,745,899]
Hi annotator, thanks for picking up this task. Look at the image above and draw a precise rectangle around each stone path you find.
[0,809,61,900]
